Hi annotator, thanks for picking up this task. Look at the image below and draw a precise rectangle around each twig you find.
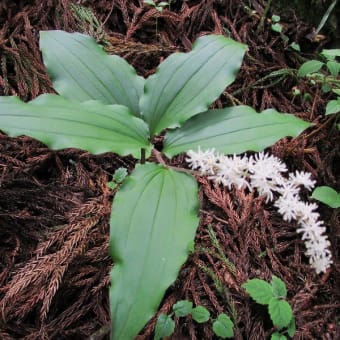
[102,0,115,27]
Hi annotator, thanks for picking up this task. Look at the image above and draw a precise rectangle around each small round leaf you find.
[212,313,234,339]
[268,298,293,329]
[287,316,296,337]
[271,332,287,340]
[173,300,193,317]
[298,60,324,77]
[112,167,128,183]
[271,276,287,299]
[271,23,283,33]
[154,314,175,340]
[312,186,340,208]
[242,279,273,305]
[192,306,210,323]
[272,15,281,23]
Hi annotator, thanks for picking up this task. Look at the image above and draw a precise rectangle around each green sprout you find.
[154,300,234,340]
[242,276,296,339]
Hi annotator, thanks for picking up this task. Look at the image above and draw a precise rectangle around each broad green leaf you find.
[163,106,311,157]
[321,49,340,60]
[154,314,175,340]
[326,61,340,77]
[271,332,287,340]
[109,163,199,340]
[268,298,293,329]
[326,99,340,115]
[242,278,273,305]
[140,35,247,136]
[312,186,340,208]
[271,276,287,299]
[212,313,234,339]
[192,306,211,323]
[297,60,324,77]
[40,30,144,115]
[173,300,193,317]
[0,94,151,158]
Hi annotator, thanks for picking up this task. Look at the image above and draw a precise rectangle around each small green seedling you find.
[143,0,169,12]
[312,186,340,208]
[242,276,295,339]
[269,15,300,50]
[271,15,283,33]
[154,300,234,339]
[107,167,128,190]
[143,0,170,38]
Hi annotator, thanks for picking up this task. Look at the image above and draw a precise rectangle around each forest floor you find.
[0,1,339,339]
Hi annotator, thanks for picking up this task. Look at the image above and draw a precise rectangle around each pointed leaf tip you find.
[163,105,311,157]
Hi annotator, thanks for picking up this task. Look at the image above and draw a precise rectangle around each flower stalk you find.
[186,148,333,274]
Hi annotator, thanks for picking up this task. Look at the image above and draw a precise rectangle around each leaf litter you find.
[0,0,339,339]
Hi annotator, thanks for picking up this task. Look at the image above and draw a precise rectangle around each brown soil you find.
[0,1,339,339]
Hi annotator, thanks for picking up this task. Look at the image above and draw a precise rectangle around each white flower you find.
[247,152,287,202]
[297,220,326,239]
[276,178,300,198]
[209,154,250,190]
[295,201,320,224]
[289,170,316,191]
[309,254,332,274]
[185,147,332,274]
[186,147,217,175]
[304,233,333,274]
[274,193,302,221]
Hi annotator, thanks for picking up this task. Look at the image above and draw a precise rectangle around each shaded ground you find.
[0,1,339,339]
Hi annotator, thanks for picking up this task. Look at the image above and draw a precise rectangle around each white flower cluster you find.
[186,147,332,274]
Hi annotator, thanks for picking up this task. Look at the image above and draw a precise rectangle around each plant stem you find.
[256,0,272,34]
[152,148,166,165]
[141,148,146,164]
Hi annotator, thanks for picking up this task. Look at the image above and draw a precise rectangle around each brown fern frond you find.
[126,8,158,38]
[0,197,105,321]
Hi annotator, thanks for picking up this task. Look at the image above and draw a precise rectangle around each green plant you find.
[107,167,128,190]
[271,15,283,33]
[269,14,300,51]
[298,49,340,128]
[143,0,169,37]
[0,30,311,339]
[154,300,234,339]
[312,186,340,208]
[297,49,340,93]
[143,0,169,12]
[242,276,295,339]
